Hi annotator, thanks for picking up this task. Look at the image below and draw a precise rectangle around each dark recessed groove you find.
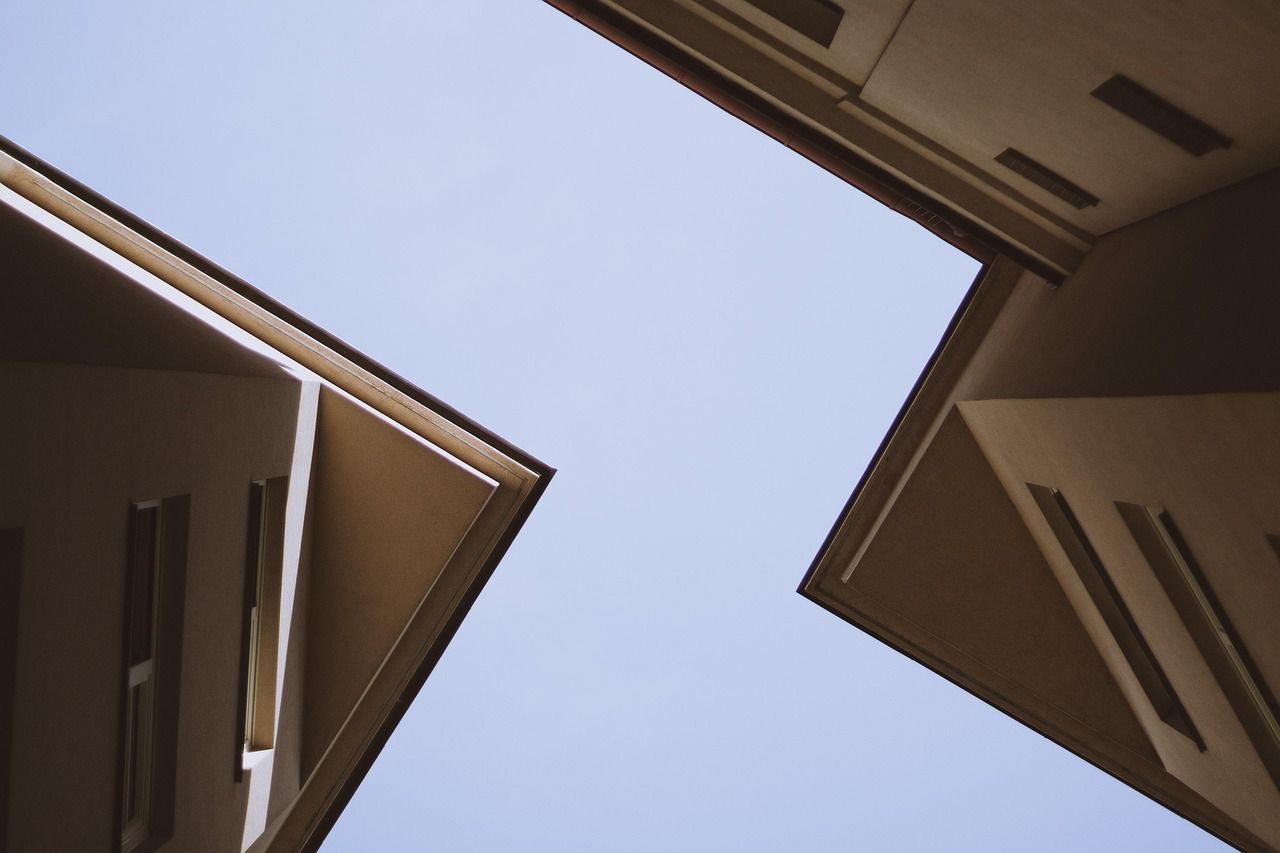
[1092,74,1232,156]
[995,148,1100,210]
[742,0,844,48]
[1030,486,1203,750]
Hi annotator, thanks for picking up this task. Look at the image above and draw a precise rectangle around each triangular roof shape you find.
[1,136,552,852]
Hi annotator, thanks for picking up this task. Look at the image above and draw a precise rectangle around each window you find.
[1118,504,1280,785]
[1027,484,1202,747]
[119,497,188,853]
[236,478,287,779]
[1,527,22,847]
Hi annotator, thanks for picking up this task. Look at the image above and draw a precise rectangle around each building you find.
[0,138,552,852]
[544,1,1280,850]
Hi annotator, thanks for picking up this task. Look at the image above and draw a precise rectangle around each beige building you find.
[0,138,551,852]
[6,1,1280,850]
[545,1,1280,850]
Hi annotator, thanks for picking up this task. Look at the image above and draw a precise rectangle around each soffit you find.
[959,393,1280,849]
[563,0,1088,276]
[0,198,289,379]
[855,0,1280,234]
[580,0,1280,275]
[0,142,553,853]
[841,409,1159,763]
[804,403,1274,853]
[688,0,911,88]
[300,387,499,778]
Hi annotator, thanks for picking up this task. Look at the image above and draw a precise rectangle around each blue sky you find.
[4,2,1227,850]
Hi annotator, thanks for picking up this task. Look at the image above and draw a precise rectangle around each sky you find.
[3,2,1229,850]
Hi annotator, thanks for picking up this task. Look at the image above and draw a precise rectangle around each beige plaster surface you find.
[862,0,1280,234]
[845,410,1157,762]
[0,364,301,852]
[961,393,1280,847]
[804,156,1280,853]
[957,167,1280,403]
[0,200,288,380]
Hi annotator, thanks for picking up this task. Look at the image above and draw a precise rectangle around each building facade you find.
[0,139,551,852]
[545,1,1280,850]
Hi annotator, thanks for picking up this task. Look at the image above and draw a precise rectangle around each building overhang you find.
[544,1,1280,285]
[540,0,1086,281]
[0,135,554,853]
[797,256,1280,852]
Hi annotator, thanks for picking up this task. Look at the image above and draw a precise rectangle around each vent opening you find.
[742,0,844,48]
[1092,75,1231,156]
[995,148,1099,210]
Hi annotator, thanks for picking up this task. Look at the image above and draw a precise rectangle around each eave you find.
[0,135,554,853]
[540,0,1086,282]
[796,257,1271,853]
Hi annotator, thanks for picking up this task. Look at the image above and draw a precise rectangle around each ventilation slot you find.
[1092,75,1231,156]
[995,148,1099,209]
[1119,505,1280,787]
[1029,486,1203,748]
[899,199,948,232]
[743,0,844,48]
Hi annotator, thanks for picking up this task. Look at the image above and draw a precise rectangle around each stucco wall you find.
[961,167,1280,402]
[0,363,300,852]
[961,393,1280,848]
[299,387,496,777]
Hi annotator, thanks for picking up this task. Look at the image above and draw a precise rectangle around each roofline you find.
[796,581,1258,852]
[0,133,555,851]
[539,0,1066,285]
[796,257,992,596]
[792,256,1262,851]
[300,463,554,852]
[0,133,554,484]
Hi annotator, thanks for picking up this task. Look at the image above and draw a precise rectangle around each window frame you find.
[235,477,287,780]
[117,496,188,853]
[1028,484,1203,748]
[1118,503,1280,786]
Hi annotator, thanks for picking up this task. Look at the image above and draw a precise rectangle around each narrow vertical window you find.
[1,527,22,848]
[236,478,286,779]
[121,503,159,850]
[119,497,188,853]
[1118,504,1280,785]
[1028,484,1203,747]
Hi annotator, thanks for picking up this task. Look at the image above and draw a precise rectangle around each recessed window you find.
[120,497,189,853]
[1028,485,1202,747]
[742,0,844,47]
[1,527,22,847]
[122,504,158,848]
[236,478,287,778]
[1091,74,1232,156]
[994,148,1100,209]
[1118,504,1280,784]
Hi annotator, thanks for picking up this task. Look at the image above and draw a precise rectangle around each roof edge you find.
[793,255,1267,851]
[540,0,1067,284]
[795,585,1264,853]
[0,133,554,483]
[797,256,1008,595]
[299,466,554,853]
[0,133,556,851]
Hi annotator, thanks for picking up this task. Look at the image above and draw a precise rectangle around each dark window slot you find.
[995,149,1100,209]
[1092,75,1231,156]
[1118,504,1280,787]
[1028,484,1202,747]
[742,0,844,48]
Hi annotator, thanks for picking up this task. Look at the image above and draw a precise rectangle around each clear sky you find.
[4,2,1228,850]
